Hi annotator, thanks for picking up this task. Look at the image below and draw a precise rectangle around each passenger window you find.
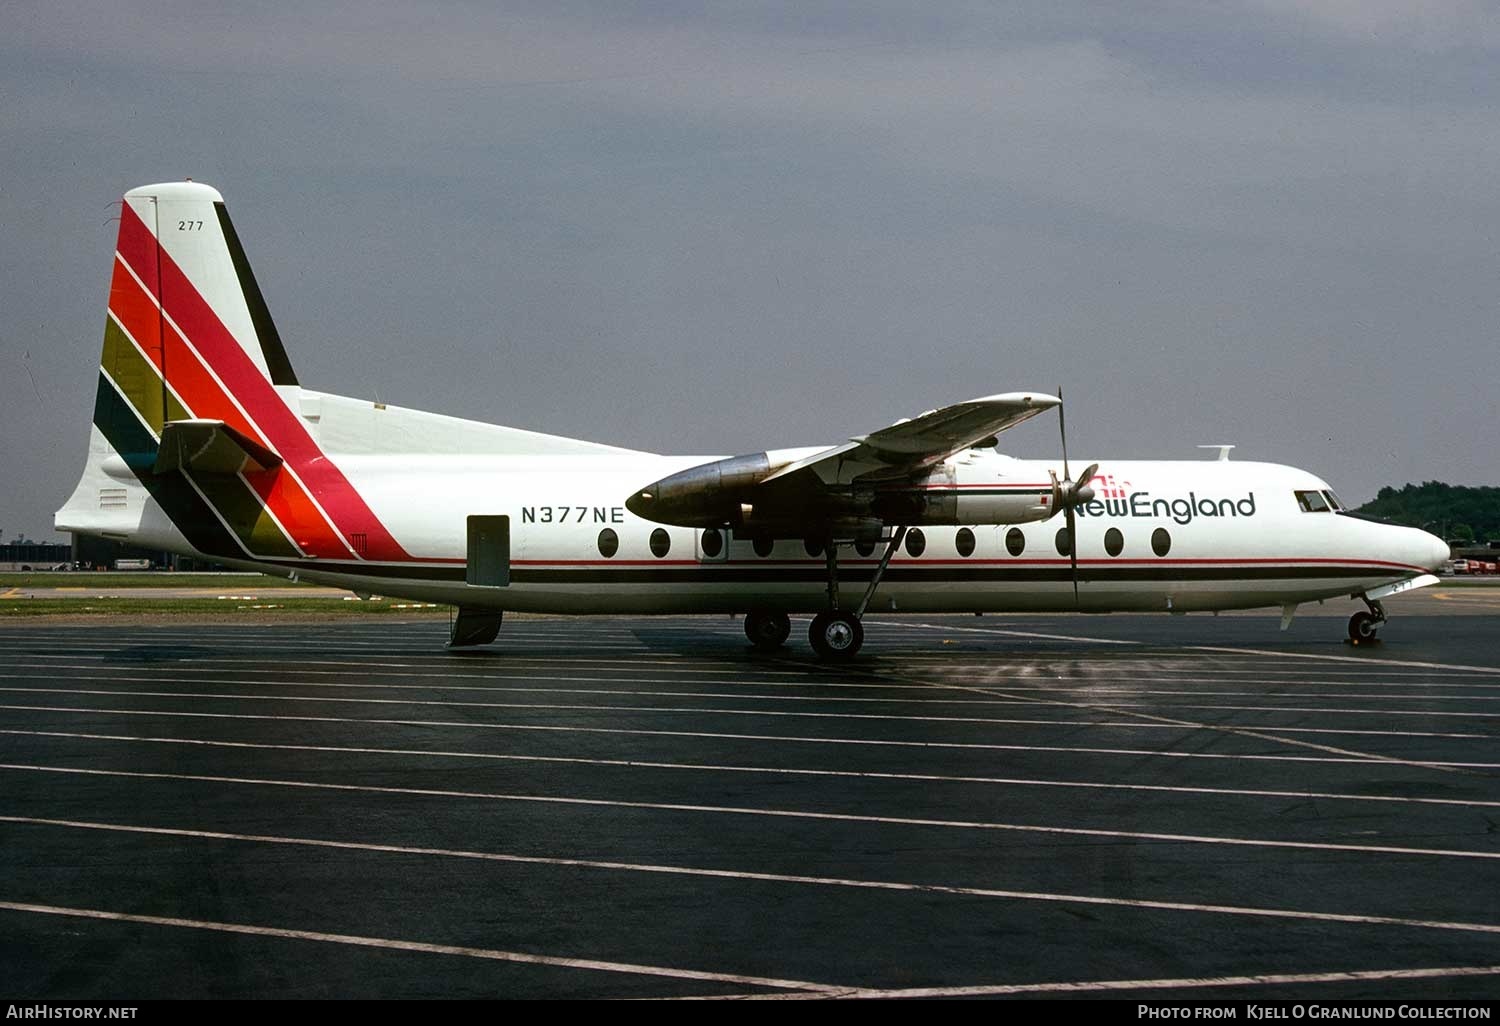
[1295,490,1330,513]
[1104,527,1124,557]
[855,538,876,557]
[1151,527,1171,557]
[905,528,926,558]
[597,528,619,558]
[804,538,824,558]
[1055,527,1072,557]
[753,533,774,558]
[701,527,723,558]
[955,527,975,558]
[649,528,671,558]
[1005,528,1025,557]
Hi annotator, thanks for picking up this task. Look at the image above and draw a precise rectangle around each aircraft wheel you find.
[744,611,792,650]
[809,611,863,660]
[1348,611,1380,643]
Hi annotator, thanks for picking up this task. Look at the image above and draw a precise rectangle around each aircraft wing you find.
[762,392,1058,486]
[626,391,1060,529]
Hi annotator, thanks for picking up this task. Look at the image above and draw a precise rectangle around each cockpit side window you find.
[1295,489,1330,512]
[1322,490,1343,510]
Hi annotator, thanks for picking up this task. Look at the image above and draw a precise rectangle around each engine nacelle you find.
[872,466,1054,526]
[626,451,1066,530]
[626,450,823,527]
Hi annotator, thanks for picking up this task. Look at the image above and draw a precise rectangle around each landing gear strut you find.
[807,527,907,660]
[1348,596,1386,644]
[745,611,792,650]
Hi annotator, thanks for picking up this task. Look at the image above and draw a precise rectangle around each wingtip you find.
[965,392,1062,407]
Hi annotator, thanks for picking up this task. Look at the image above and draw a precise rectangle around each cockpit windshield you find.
[1294,489,1330,512]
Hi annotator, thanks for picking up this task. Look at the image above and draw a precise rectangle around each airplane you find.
[56,181,1450,659]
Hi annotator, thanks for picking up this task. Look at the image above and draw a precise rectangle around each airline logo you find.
[1075,489,1258,525]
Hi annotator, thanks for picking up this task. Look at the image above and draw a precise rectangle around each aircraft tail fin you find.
[58,182,409,563]
[58,180,639,563]
[96,181,295,442]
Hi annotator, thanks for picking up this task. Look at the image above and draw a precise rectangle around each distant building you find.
[0,540,72,570]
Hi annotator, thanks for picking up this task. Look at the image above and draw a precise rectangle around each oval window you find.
[1104,527,1124,557]
[700,528,723,558]
[1055,527,1072,557]
[904,528,926,558]
[650,528,671,558]
[1151,527,1171,557]
[597,528,619,558]
[804,538,824,558]
[1005,528,1025,557]
[955,527,976,558]
[855,538,876,558]
[753,533,774,558]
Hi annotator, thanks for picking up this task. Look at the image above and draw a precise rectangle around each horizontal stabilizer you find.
[153,419,283,475]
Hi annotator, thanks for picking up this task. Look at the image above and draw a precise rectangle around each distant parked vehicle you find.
[1452,559,1470,574]
[112,558,152,571]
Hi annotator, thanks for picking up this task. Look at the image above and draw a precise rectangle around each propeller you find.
[1048,387,1098,606]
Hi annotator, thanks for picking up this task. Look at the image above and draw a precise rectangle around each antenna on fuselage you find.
[1197,445,1235,462]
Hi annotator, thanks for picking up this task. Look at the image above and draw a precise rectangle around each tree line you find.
[1356,482,1500,544]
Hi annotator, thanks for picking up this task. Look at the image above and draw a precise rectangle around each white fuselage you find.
[86,450,1442,617]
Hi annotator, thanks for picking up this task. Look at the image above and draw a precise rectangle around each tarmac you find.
[2,594,1499,999]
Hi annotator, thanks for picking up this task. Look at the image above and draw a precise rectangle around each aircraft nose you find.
[1423,530,1451,572]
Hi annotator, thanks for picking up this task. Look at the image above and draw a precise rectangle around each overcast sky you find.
[3,1,1497,542]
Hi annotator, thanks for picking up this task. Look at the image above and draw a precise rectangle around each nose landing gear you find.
[1347,597,1386,644]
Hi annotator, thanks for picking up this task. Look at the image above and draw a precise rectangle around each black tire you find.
[1348,611,1379,643]
[744,611,792,650]
[809,610,863,660]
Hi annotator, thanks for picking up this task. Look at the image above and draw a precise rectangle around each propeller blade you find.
[1065,503,1079,607]
[1057,385,1070,482]
[1075,462,1099,505]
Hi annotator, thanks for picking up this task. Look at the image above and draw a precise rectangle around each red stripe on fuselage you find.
[117,201,409,561]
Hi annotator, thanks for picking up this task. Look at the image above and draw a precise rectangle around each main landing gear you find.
[742,528,906,660]
[1347,596,1386,645]
[797,526,907,660]
[744,611,792,650]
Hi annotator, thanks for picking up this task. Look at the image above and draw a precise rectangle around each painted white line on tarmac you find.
[13,665,1500,702]
[4,727,1498,809]
[1,702,1489,766]
[4,762,1499,861]
[882,621,1500,676]
[0,899,829,993]
[894,680,1483,772]
[9,685,1499,768]
[747,963,1500,999]
[6,814,1500,939]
